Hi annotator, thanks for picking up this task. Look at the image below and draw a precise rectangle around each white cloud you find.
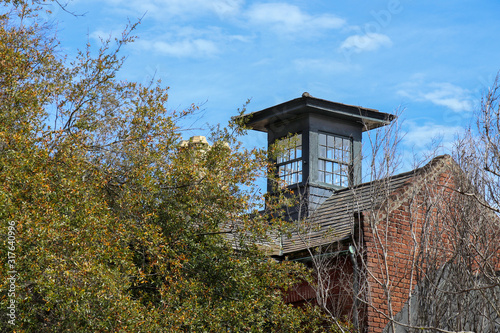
[398,81,473,112]
[403,122,462,151]
[246,3,345,35]
[422,83,473,112]
[95,0,244,19]
[340,33,392,53]
[126,24,241,58]
[210,0,244,17]
[87,1,250,59]
[87,1,348,59]
[136,38,219,58]
[400,122,464,166]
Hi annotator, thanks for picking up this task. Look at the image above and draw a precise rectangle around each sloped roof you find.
[264,155,454,256]
[236,93,395,133]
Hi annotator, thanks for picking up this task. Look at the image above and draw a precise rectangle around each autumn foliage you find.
[0,1,347,332]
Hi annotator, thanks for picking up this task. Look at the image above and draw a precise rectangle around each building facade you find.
[241,94,500,332]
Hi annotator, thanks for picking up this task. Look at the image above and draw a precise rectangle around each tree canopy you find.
[0,1,347,331]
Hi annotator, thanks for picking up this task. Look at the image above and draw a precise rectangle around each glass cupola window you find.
[318,133,352,187]
[277,134,302,186]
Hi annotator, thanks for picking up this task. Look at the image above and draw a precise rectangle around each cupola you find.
[242,93,395,220]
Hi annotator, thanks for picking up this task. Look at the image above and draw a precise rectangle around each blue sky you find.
[46,0,500,173]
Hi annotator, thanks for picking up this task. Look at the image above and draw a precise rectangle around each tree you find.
[0,1,343,331]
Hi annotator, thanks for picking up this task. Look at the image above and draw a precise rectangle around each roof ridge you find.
[333,154,453,195]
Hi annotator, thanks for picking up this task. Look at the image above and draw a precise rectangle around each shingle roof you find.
[264,155,454,256]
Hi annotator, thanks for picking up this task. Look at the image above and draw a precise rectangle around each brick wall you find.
[284,156,499,332]
[361,168,463,333]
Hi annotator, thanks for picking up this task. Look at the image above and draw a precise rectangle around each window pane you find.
[279,159,303,186]
[319,171,325,182]
[319,145,326,158]
[317,133,352,187]
[291,134,301,147]
[327,147,334,159]
[276,134,302,165]
[328,135,335,147]
[341,165,348,176]
[326,161,333,172]
[344,149,350,162]
[319,133,326,146]
[341,175,348,187]
[334,137,342,149]
[325,173,332,184]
